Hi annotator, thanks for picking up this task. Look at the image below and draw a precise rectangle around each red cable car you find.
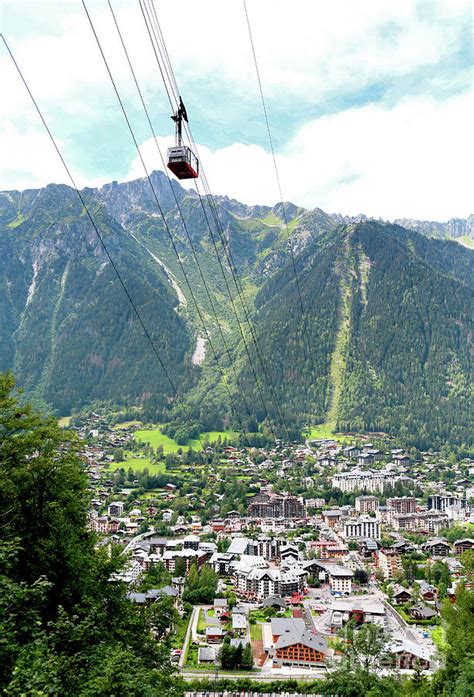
[167,97,199,180]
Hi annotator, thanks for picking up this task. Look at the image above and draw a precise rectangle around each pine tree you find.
[241,642,253,670]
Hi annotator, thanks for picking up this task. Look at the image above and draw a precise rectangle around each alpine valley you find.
[1,172,472,449]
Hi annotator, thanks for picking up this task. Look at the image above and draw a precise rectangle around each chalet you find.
[453,539,474,555]
[418,581,436,602]
[231,612,247,637]
[198,646,216,664]
[368,448,384,461]
[323,510,341,528]
[388,638,431,670]
[213,598,229,616]
[393,454,411,466]
[358,453,375,466]
[343,445,361,458]
[358,538,379,558]
[422,538,451,558]
[262,595,286,611]
[205,626,226,644]
[391,585,412,605]
[409,603,437,621]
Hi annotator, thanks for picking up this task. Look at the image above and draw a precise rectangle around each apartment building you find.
[248,492,306,518]
[331,470,397,493]
[355,495,379,513]
[387,497,417,514]
[428,494,465,512]
[343,515,381,540]
[377,549,403,580]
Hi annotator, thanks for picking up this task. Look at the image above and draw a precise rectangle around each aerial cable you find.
[0,32,178,399]
[82,1,255,444]
[139,0,176,112]
[243,0,319,428]
[108,0,259,435]
[142,0,291,440]
[140,0,284,439]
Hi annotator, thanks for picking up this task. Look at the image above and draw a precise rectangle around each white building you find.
[343,516,381,540]
[331,470,397,493]
[327,565,354,594]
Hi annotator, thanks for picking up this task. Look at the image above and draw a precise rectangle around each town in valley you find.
[73,411,474,683]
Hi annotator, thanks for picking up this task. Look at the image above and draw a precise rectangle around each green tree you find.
[0,373,183,695]
[241,642,254,670]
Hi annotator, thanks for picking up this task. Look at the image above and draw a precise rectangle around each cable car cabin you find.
[167,146,199,180]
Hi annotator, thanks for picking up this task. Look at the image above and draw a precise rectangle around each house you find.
[206,626,226,643]
[358,453,374,466]
[232,612,247,637]
[391,585,412,605]
[418,581,436,602]
[323,510,341,528]
[388,638,431,670]
[422,538,451,558]
[343,445,361,458]
[213,598,229,616]
[409,603,437,622]
[108,501,124,517]
[198,646,216,664]
[453,539,474,555]
[262,595,286,611]
[358,538,379,558]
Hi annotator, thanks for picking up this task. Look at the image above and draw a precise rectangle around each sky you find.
[1,0,473,221]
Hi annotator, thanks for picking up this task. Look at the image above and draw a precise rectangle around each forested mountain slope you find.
[233,221,473,448]
[1,174,472,446]
[0,184,195,414]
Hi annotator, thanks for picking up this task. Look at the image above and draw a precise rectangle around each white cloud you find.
[123,91,473,221]
[1,0,472,219]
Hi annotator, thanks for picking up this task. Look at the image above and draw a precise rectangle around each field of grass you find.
[308,425,347,442]
[134,427,238,454]
[58,416,72,427]
[197,609,207,634]
[249,622,263,641]
[171,610,192,650]
[106,455,166,474]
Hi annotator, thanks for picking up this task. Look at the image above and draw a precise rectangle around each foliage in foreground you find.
[0,372,183,696]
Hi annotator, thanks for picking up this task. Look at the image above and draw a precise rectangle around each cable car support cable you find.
[243,0,320,431]
[0,32,179,400]
[142,0,291,440]
[108,0,259,435]
[82,1,256,445]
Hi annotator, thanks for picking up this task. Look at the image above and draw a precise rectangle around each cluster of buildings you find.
[67,412,474,678]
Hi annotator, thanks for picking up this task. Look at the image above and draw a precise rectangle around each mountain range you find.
[1,172,472,448]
